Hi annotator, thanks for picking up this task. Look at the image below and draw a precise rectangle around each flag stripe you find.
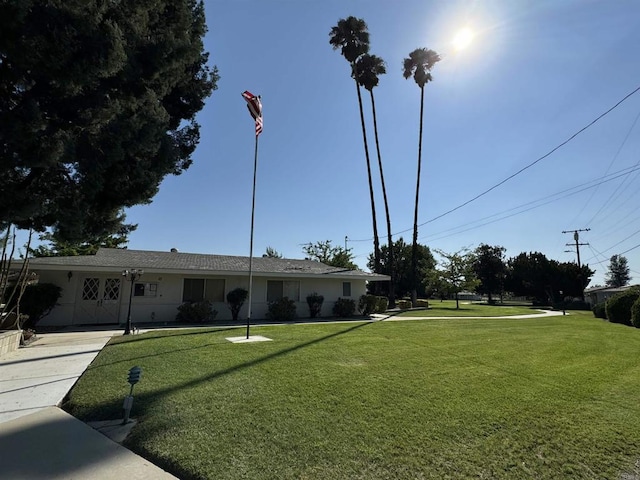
[242,90,263,136]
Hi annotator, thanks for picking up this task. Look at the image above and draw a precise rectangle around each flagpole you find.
[247,133,259,339]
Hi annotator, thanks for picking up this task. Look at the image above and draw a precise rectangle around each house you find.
[584,285,637,306]
[27,248,390,326]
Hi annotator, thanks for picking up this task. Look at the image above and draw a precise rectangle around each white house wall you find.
[33,269,369,326]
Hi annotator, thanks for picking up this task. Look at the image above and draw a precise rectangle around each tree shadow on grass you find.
[66,320,375,421]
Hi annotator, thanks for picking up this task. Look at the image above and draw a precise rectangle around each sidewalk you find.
[0,328,177,479]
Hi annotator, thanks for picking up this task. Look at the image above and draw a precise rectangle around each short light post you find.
[122,269,143,335]
[559,290,565,315]
[123,366,142,424]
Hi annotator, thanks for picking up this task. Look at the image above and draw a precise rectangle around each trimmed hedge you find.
[396,299,411,310]
[592,302,607,319]
[631,297,640,328]
[605,288,640,326]
[416,299,430,309]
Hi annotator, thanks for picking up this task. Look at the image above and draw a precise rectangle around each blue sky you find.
[118,0,640,286]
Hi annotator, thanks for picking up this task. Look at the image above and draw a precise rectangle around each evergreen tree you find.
[0,1,218,242]
[606,254,631,287]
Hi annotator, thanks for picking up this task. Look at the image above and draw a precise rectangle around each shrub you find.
[267,297,296,321]
[176,301,217,323]
[396,299,411,310]
[226,288,248,321]
[632,297,640,328]
[605,288,640,326]
[306,292,324,318]
[416,299,430,309]
[375,296,389,314]
[17,283,62,329]
[358,295,378,315]
[333,297,356,317]
[592,302,607,319]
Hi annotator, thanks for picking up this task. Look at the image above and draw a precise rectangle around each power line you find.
[348,85,640,243]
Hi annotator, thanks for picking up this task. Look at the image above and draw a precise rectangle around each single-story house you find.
[27,248,390,326]
[584,285,638,306]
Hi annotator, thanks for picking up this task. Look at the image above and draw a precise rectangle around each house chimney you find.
[170,248,178,253]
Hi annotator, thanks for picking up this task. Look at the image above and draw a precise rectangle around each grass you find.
[396,299,544,317]
[64,312,640,479]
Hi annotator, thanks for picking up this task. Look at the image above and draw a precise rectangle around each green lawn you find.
[396,300,544,317]
[64,313,640,479]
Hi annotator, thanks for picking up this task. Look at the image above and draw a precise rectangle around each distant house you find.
[28,248,389,326]
[584,285,637,306]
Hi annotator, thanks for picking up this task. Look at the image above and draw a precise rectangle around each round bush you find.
[267,297,296,321]
[631,297,640,328]
[375,296,389,314]
[592,302,607,319]
[176,301,217,323]
[605,288,640,326]
[358,295,378,315]
[306,293,324,318]
[333,297,355,317]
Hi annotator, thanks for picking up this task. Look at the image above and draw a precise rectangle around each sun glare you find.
[453,27,474,51]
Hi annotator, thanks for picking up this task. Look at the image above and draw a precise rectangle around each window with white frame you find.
[182,278,225,302]
[342,281,352,297]
[266,280,300,302]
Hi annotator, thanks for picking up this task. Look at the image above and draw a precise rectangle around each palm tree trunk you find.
[411,85,425,307]
[369,89,395,308]
[354,77,381,277]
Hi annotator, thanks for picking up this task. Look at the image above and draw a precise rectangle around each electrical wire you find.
[348,84,640,243]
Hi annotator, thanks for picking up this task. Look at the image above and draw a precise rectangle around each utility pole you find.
[562,228,590,268]
[562,228,590,302]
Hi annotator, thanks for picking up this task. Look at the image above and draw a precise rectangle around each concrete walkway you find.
[0,328,177,479]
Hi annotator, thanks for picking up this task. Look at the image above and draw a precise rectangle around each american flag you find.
[242,90,263,136]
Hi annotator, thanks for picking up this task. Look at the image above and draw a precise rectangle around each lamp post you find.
[122,269,143,335]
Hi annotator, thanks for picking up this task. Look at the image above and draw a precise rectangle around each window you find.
[134,283,158,297]
[266,280,300,302]
[182,278,225,302]
[343,282,352,297]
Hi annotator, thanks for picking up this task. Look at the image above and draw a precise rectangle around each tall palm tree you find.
[355,53,395,307]
[329,17,381,275]
[402,47,441,306]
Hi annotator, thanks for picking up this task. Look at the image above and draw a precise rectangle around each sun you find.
[452,27,474,51]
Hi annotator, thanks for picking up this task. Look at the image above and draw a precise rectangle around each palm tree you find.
[355,53,395,307]
[402,47,441,307]
[329,17,381,275]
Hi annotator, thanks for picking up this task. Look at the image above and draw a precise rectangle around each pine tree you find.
[606,255,631,287]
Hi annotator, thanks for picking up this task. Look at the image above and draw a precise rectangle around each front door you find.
[75,276,122,324]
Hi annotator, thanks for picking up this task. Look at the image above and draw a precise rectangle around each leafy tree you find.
[605,254,631,287]
[369,237,436,299]
[505,252,594,303]
[29,211,135,257]
[472,244,506,304]
[303,240,357,269]
[402,47,441,306]
[435,249,478,309]
[0,1,218,242]
[355,53,395,307]
[329,17,381,275]
[505,252,554,303]
[264,246,283,258]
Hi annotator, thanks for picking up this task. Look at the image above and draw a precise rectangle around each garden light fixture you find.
[123,366,142,424]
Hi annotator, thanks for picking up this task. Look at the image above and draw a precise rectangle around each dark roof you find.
[28,248,389,280]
